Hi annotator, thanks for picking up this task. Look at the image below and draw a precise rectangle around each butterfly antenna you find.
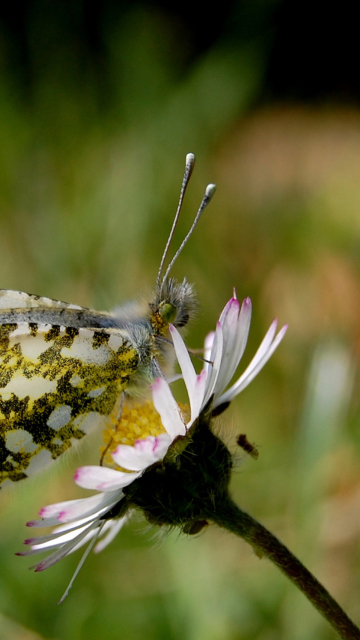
[161,182,216,288]
[156,153,196,287]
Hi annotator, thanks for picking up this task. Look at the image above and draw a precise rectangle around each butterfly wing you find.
[0,290,123,329]
[0,313,141,488]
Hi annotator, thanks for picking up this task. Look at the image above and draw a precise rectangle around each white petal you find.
[202,322,224,407]
[218,295,240,327]
[56,491,121,524]
[169,325,198,414]
[244,319,278,377]
[33,521,99,571]
[152,377,186,438]
[62,523,103,556]
[188,370,207,425]
[75,466,139,491]
[28,522,92,551]
[215,298,241,393]
[216,323,288,406]
[112,433,172,470]
[24,514,99,547]
[38,497,95,519]
[135,433,172,462]
[94,517,128,553]
[216,297,252,393]
[203,332,215,376]
[27,493,112,528]
[57,489,124,524]
[47,514,100,534]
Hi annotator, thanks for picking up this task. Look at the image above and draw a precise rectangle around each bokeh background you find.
[1,2,360,639]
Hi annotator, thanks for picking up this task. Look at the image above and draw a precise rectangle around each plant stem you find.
[208,497,360,640]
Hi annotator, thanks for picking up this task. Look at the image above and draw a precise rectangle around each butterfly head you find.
[140,153,215,375]
[151,154,215,337]
[149,277,197,335]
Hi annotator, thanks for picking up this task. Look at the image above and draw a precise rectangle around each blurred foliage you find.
[1,2,360,640]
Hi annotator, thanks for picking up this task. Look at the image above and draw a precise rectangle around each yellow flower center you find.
[101,399,189,468]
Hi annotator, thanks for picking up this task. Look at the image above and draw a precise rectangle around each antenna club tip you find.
[205,183,216,200]
[186,153,195,167]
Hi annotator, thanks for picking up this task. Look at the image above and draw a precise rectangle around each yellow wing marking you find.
[0,322,139,487]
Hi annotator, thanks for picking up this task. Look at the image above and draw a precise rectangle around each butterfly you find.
[0,154,216,489]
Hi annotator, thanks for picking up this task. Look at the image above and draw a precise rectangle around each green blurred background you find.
[1,2,360,638]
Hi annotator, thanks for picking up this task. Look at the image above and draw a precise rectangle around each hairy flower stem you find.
[209,498,360,640]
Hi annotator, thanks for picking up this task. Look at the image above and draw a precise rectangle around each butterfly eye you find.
[159,302,177,324]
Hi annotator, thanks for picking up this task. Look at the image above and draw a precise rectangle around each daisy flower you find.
[20,292,287,601]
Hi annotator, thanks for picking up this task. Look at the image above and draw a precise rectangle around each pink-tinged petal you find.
[56,491,120,524]
[33,521,99,572]
[215,297,252,394]
[216,298,240,394]
[218,296,240,328]
[21,492,129,596]
[24,525,83,547]
[38,498,88,519]
[152,377,186,438]
[23,537,41,545]
[112,433,171,470]
[24,523,91,553]
[216,298,240,374]
[216,323,288,406]
[26,510,109,551]
[152,433,173,457]
[223,297,252,383]
[75,466,138,491]
[169,324,198,411]
[28,493,112,528]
